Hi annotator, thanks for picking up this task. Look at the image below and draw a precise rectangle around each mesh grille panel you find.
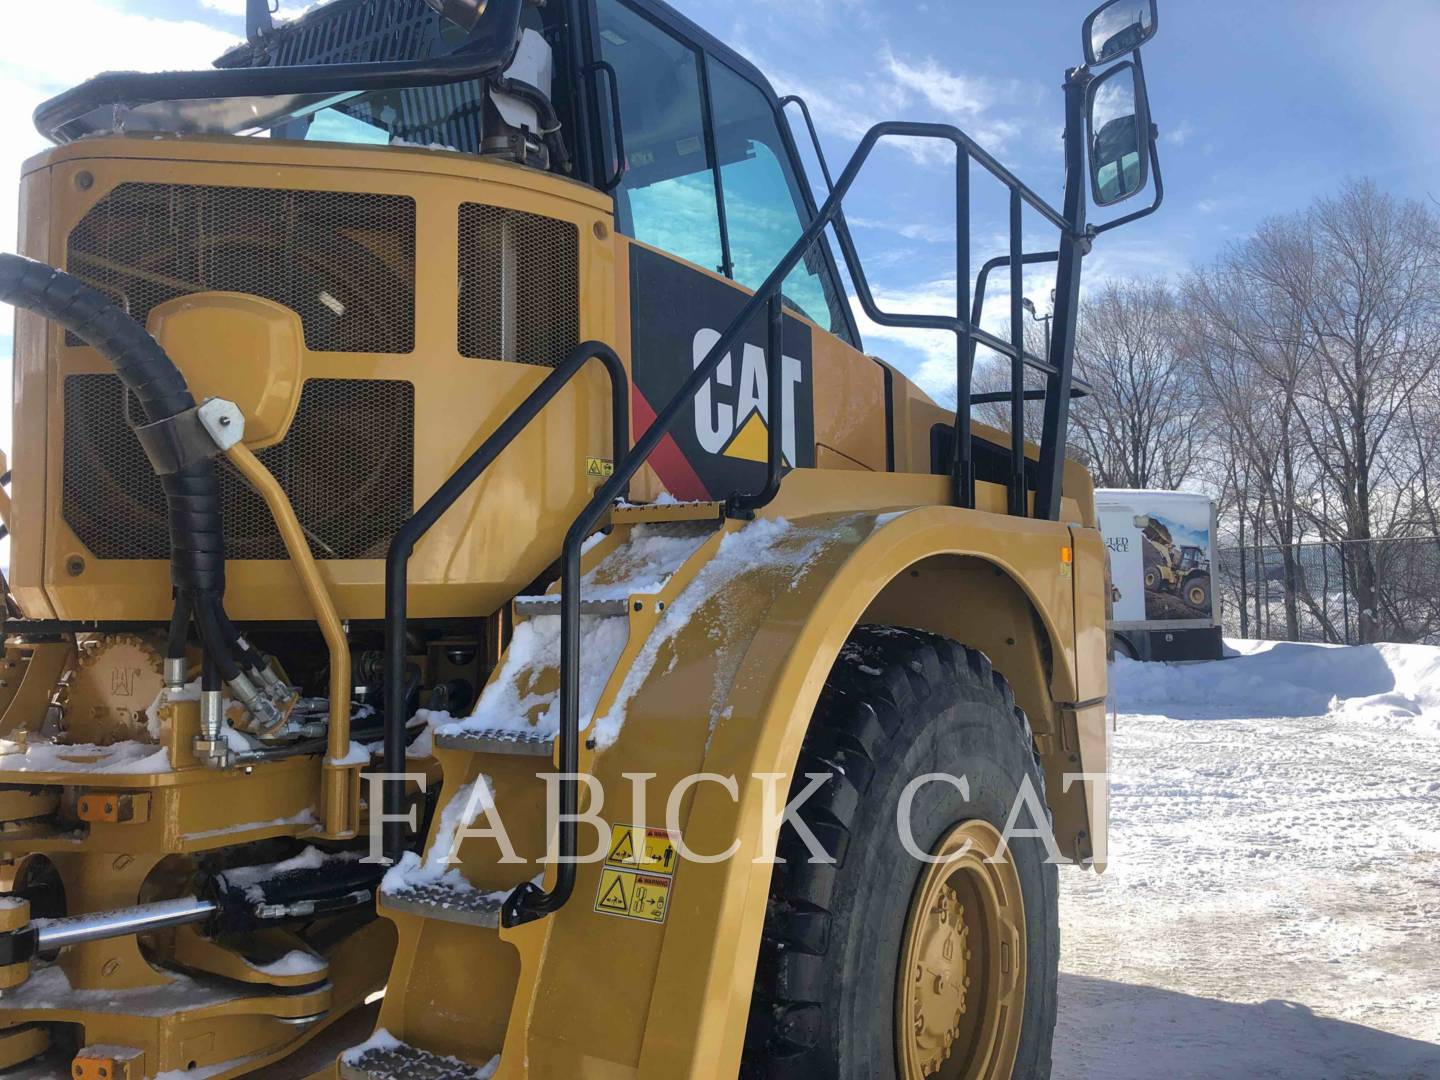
[66,183,416,353]
[458,204,579,368]
[63,375,414,561]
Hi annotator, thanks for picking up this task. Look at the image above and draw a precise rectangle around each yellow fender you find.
[501,484,1106,1077]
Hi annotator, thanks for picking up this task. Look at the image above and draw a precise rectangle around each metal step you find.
[433,727,556,756]
[379,879,507,929]
[513,595,630,617]
[341,1037,496,1080]
[611,499,725,524]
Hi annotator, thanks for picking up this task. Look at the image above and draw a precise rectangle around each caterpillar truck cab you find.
[0,0,1164,1075]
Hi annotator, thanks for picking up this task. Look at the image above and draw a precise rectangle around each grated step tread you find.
[513,595,630,617]
[434,727,557,756]
[379,880,506,929]
[341,1039,493,1080]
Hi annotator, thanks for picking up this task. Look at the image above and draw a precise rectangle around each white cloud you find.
[851,258,1058,398]
[0,1,240,252]
[200,0,323,21]
[1,1,241,456]
[757,44,1036,169]
[1164,120,1195,147]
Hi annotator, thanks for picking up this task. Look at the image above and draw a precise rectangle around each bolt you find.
[66,555,86,577]
[75,171,93,190]
[218,414,231,426]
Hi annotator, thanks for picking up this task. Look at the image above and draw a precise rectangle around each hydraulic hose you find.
[0,253,243,684]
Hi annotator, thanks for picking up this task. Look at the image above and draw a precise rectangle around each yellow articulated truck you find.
[0,0,1163,1076]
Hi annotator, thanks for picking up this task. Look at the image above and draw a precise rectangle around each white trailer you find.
[1096,488,1222,661]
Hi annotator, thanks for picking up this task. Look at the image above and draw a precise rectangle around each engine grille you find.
[66,183,416,354]
[63,375,415,561]
[459,203,579,367]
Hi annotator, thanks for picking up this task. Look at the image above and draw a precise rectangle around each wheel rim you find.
[1188,585,1206,606]
[896,820,1026,1079]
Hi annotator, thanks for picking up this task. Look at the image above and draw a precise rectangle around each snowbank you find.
[1109,639,1440,739]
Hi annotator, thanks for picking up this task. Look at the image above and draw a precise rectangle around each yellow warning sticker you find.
[593,867,672,924]
[586,457,615,477]
[605,823,680,876]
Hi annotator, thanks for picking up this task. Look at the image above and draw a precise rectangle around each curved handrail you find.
[381,342,629,862]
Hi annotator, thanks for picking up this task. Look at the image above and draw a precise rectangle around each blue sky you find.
[3,0,1440,447]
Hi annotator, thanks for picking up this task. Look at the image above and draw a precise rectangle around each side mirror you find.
[1086,62,1150,207]
[1083,0,1158,65]
[422,0,487,31]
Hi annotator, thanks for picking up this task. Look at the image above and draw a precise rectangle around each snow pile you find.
[1109,638,1440,738]
[435,524,711,748]
[432,612,630,744]
[217,846,362,902]
[0,738,172,774]
[381,774,504,896]
[1060,639,1440,1076]
[593,516,829,747]
[429,517,831,753]
[248,950,327,977]
[341,1029,500,1078]
[144,679,260,754]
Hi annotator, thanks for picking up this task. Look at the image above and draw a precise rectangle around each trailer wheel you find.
[743,626,1058,1080]
[1184,575,1211,611]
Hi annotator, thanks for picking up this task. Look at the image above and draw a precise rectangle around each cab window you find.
[705,59,851,340]
[595,1,724,273]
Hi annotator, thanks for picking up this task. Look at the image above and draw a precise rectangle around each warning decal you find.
[593,867,672,924]
[604,823,680,876]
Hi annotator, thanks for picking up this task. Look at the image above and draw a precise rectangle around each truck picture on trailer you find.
[1098,488,1223,662]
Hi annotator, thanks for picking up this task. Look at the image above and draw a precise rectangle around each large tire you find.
[743,626,1059,1079]
[1184,575,1211,612]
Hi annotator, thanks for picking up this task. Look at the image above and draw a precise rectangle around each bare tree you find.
[1067,280,1201,489]
[1191,179,1440,643]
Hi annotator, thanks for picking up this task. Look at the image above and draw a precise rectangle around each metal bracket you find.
[133,397,244,475]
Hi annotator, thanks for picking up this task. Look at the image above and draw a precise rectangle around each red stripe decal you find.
[631,387,711,502]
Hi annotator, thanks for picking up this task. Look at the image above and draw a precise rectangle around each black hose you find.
[0,253,242,678]
[494,76,571,173]
[167,591,192,662]
[217,607,268,677]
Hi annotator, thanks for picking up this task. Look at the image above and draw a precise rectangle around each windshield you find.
[47,82,490,151]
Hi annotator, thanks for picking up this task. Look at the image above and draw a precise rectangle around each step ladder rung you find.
[341,1036,495,1080]
[611,499,725,524]
[513,595,631,617]
[379,879,507,929]
[433,727,556,756]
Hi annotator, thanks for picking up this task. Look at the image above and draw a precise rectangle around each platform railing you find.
[502,117,1089,926]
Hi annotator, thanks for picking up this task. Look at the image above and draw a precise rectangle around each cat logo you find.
[691,329,804,468]
[630,246,814,501]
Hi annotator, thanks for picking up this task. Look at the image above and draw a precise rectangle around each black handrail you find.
[726,294,785,514]
[382,342,629,862]
[502,117,1084,927]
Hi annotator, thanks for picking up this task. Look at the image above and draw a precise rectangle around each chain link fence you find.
[1215,537,1440,645]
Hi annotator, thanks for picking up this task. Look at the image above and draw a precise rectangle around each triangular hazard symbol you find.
[720,410,771,464]
[608,830,636,864]
[598,874,629,912]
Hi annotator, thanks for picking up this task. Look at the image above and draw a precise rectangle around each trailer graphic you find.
[1099,489,1223,661]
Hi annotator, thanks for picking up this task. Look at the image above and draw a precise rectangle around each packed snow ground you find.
[1056,640,1440,1078]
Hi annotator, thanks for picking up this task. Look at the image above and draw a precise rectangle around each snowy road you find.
[1055,640,1440,1079]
